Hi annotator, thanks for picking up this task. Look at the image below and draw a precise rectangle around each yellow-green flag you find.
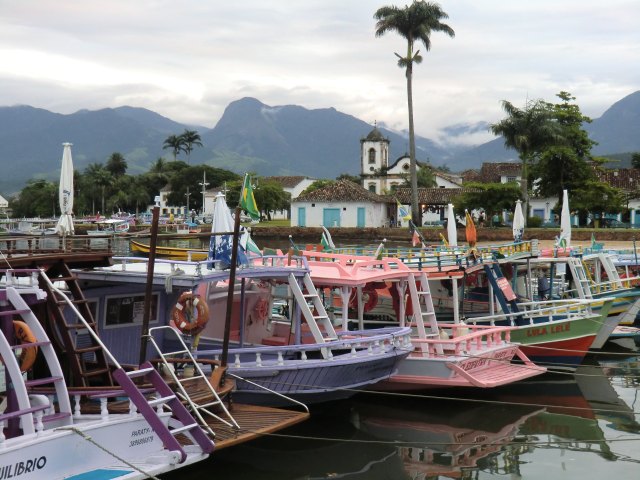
[240,174,260,221]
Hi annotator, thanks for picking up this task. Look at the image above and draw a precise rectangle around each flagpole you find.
[220,205,242,378]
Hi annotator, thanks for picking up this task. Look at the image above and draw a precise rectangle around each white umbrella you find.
[55,142,74,235]
[208,193,248,269]
[560,189,571,248]
[513,200,525,242]
[446,203,457,247]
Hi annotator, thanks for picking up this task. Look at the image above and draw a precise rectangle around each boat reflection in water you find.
[352,397,540,479]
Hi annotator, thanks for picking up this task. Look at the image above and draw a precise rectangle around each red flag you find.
[412,230,420,247]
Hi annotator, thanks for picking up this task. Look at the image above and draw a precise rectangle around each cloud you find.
[0,0,638,142]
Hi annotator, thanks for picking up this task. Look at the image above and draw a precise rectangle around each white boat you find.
[87,218,131,235]
[0,270,213,479]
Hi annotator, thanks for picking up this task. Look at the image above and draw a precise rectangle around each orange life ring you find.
[348,287,379,313]
[171,292,210,335]
[2,321,38,372]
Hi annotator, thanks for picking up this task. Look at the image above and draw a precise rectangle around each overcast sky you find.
[1,0,638,146]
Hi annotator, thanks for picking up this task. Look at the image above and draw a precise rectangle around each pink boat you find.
[302,250,547,390]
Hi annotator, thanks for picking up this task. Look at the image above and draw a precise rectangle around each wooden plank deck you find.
[205,403,309,450]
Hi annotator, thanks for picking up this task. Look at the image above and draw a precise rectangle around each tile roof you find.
[295,180,393,203]
[264,176,313,188]
[392,187,480,205]
[596,168,640,192]
[477,162,522,182]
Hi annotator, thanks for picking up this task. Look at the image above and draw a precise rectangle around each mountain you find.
[198,97,451,177]
[0,90,639,195]
[448,90,640,169]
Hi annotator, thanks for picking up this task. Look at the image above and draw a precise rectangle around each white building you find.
[291,180,392,228]
[150,184,187,217]
[265,176,316,219]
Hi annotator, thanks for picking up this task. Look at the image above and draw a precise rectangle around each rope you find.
[58,426,161,480]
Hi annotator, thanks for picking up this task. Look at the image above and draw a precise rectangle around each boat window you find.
[104,293,159,327]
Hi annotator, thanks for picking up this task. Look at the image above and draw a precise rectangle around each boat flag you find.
[321,232,331,251]
[321,226,335,249]
[374,239,386,260]
[240,227,262,256]
[396,199,412,222]
[412,229,420,247]
[240,174,260,221]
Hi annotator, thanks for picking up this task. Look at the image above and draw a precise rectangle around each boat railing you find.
[467,297,607,327]
[409,323,513,358]
[0,234,113,257]
[196,326,413,367]
[333,240,537,271]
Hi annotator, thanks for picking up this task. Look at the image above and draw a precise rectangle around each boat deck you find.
[205,403,309,449]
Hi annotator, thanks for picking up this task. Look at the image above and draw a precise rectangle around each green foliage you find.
[105,152,128,177]
[9,179,58,217]
[527,216,542,228]
[453,182,521,216]
[336,173,361,184]
[166,166,240,211]
[632,152,640,169]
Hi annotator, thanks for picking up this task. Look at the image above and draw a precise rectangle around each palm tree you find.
[179,129,203,164]
[106,152,128,177]
[375,1,454,226]
[490,99,560,215]
[163,134,183,161]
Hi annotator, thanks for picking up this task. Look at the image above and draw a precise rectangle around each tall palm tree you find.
[106,152,128,177]
[490,99,560,215]
[375,1,454,226]
[179,129,203,164]
[163,134,183,161]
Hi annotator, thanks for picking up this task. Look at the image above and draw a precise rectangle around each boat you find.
[87,218,131,236]
[301,250,546,390]
[529,252,640,348]
[68,253,413,405]
[130,238,208,260]
[0,269,213,478]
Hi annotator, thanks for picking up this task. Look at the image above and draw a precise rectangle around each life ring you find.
[171,292,210,335]
[3,321,38,373]
[348,286,379,312]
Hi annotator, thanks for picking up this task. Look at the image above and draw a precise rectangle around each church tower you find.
[360,124,389,194]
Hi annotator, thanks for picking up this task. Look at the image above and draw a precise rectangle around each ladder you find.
[38,262,113,387]
[569,258,593,299]
[483,263,523,325]
[35,272,214,462]
[289,273,337,350]
[146,325,240,437]
[1,281,73,433]
[406,272,442,355]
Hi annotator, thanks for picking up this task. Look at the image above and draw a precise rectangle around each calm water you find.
[159,355,640,480]
[118,237,640,479]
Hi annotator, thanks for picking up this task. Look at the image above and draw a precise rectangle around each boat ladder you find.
[569,257,594,299]
[38,271,214,462]
[483,263,523,325]
[146,325,240,437]
[407,272,442,354]
[1,278,73,433]
[39,261,114,387]
[289,273,337,354]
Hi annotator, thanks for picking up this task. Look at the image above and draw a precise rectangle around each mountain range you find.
[1,90,639,196]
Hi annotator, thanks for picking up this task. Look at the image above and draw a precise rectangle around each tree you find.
[84,163,113,215]
[179,130,203,164]
[105,152,128,177]
[163,134,183,161]
[336,173,362,184]
[490,98,560,211]
[453,182,521,221]
[375,1,454,226]
[531,93,597,200]
[631,152,640,169]
[9,179,57,217]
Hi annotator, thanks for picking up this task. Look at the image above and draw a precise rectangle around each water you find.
[117,237,640,478]
[161,354,640,479]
